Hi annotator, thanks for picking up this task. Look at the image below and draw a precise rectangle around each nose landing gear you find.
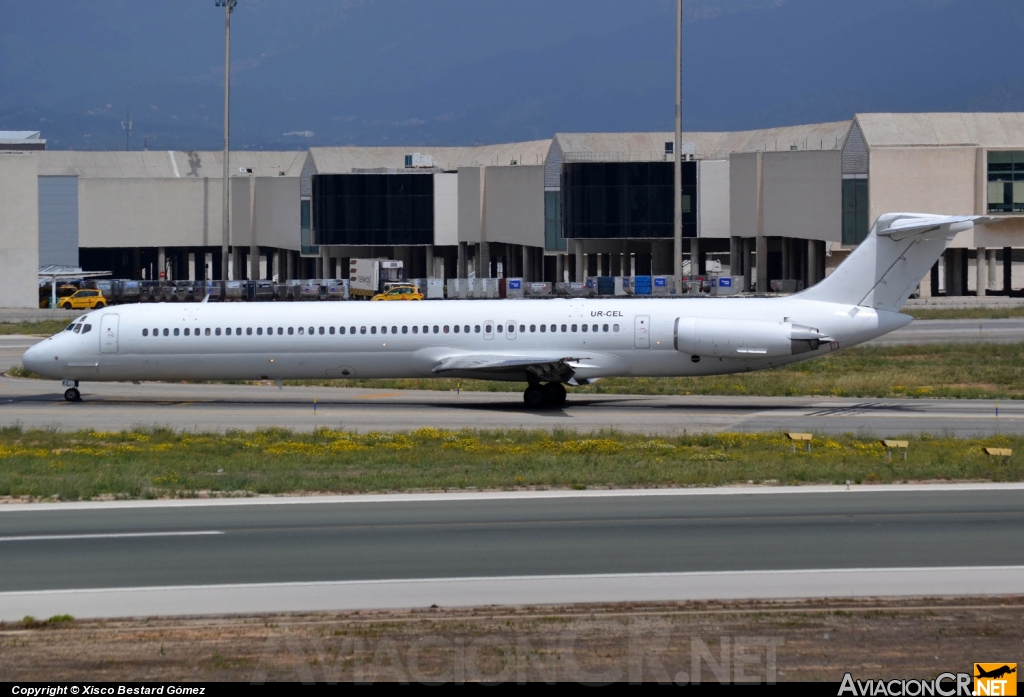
[62,380,81,402]
[523,382,567,409]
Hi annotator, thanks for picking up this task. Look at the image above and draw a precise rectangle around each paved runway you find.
[0,486,1020,618]
[864,317,1024,345]
[0,375,1019,436]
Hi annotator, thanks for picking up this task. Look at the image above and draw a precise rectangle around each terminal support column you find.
[976,246,987,297]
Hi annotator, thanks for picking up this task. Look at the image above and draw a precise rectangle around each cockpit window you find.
[81,324,92,334]
[73,324,82,333]
[65,323,77,332]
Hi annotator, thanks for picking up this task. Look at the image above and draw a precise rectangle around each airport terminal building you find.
[3,112,1024,307]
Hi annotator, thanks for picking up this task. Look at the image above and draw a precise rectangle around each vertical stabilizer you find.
[797,213,989,312]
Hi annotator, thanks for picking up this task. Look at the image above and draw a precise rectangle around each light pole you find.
[673,0,683,294]
[216,0,237,281]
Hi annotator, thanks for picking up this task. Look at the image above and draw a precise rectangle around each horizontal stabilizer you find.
[798,213,1003,312]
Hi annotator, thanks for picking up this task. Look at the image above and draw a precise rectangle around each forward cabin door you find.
[634,315,650,349]
[100,314,119,353]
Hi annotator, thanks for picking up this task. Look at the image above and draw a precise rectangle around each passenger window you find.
[382,327,388,334]
[164,328,170,336]
[592,324,598,332]
[475,325,481,333]
[237,328,242,335]
[206,328,211,336]
[433,326,439,333]
[412,326,418,334]
[392,326,397,334]
[443,325,449,333]
[246,328,252,335]
[142,328,148,336]
[215,328,221,336]
[572,324,578,332]
[298,327,304,335]
[360,327,367,334]
[423,326,429,333]
[257,327,263,335]
[338,327,345,335]
[484,324,491,333]
[184,328,190,336]
[277,327,284,335]
[82,324,92,334]
[530,325,536,332]
[496,325,503,333]
[540,325,546,333]
[174,328,180,336]
[582,324,588,332]
[560,324,566,332]
[453,325,460,333]
[226,328,232,336]
[603,324,609,332]
[464,325,470,333]
[520,325,526,333]
[350,327,356,334]
[402,326,408,334]
[308,327,314,335]
[371,326,377,334]
[613,324,620,332]
[329,327,335,335]
[288,327,294,335]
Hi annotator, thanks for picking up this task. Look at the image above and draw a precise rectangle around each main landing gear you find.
[523,382,567,409]
[62,380,81,402]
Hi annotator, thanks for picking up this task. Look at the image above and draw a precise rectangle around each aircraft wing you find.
[432,353,588,384]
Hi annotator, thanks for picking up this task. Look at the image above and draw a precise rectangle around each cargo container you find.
[349,259,405,298]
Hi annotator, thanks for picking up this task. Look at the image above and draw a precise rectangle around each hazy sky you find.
[2,0,1022,150]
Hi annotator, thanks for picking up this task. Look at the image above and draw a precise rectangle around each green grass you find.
[0,320,75,336]
[286,342,1024,400]
[906,307,1024,320]
[0,426,1019,501]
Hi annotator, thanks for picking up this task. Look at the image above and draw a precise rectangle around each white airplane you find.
[23,213,987,408]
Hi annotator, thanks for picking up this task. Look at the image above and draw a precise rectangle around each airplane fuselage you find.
[23,296,911,384]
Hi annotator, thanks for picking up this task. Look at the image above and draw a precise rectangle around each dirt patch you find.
[1,597,1020,683]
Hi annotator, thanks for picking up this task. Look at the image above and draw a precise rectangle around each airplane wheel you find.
[523,386,545,408]
[64,388,81,402]
[543,383,567,406]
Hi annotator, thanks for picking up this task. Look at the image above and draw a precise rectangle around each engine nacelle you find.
[674,317,831,358]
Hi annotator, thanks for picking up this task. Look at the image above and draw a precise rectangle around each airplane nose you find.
[21,341,49,376]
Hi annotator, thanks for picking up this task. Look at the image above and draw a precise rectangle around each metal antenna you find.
[121,104,132,151]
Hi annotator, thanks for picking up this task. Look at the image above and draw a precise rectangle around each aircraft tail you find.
[797,213,996,312]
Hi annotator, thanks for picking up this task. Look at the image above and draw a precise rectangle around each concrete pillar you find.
[555,253,564,284]
[743,239,753,292]
[157,247,166,280]
[943,250,955,296]
[425,245,435,280]
[781,238,791,281]
[689,237,699,281]
[988,249,998,291]
[729,236,741,277]
[574,240,585,282]
[1005,248,1014,293]
[755,236,767,293]
[807,239,818,287]
[976,247,987,297]
[457,242,467,279]
[521,245,530,281]
[479,241,491,278]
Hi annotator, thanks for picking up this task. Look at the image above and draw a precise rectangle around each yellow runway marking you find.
[353,392,404,400]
